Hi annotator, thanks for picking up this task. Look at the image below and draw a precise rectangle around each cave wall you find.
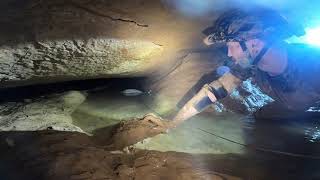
[0,0,273,115]
[0,0,216,87]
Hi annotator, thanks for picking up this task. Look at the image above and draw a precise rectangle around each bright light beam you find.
[303,27,320,46]
[287,26,320,47]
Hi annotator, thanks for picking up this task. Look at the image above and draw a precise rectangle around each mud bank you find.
[0,114,317,180]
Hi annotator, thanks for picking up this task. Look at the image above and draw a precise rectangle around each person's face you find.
[226,41,247,64]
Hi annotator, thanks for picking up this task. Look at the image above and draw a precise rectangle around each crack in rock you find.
[152,42,164,47]
[69,1,149,27]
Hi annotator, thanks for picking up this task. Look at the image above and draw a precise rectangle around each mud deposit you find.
[93,114,173,150]
[1,114,316,180]
[0,115,242,180]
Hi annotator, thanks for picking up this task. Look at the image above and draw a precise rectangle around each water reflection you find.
[242,114,320,159]
[73,87,320,155]
[71,85,320,179]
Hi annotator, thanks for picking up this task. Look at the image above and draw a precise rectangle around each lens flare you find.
[304,27,320,46]
[287,26,320,47]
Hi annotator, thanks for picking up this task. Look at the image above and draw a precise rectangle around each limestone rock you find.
[0,38,163,87]
[0,91,86,132]
[0,0,213,87]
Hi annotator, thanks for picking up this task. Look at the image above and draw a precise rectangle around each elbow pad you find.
[193,83,228,112]
[194,96,212,112]
[210,86,228,100]
[210,72,241,96]
[193,73,240,112]
[208,80,228,100]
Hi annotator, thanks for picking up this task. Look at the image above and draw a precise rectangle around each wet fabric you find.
[230,43,320,111]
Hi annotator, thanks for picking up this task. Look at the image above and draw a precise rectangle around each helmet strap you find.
[239,41,247,51]
[252,43,271,65]
[238,40,271,67]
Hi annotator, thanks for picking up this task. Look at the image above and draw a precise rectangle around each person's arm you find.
[172,72,241,125]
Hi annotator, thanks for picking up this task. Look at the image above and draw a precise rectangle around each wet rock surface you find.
[93,114,172,150]
[0,116,317,180]
[0,91,318,180]
[0,91,85,132]
[0,129,243,180]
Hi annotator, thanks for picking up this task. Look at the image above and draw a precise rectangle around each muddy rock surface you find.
[0,111,315,180]
[0,125,243,180]
[92,114,172,150]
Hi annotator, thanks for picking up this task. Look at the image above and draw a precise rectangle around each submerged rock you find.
[0,91,86,132]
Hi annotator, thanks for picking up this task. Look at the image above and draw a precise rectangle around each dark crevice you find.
[0,77,147,102]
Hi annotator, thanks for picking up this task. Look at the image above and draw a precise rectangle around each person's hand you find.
[142,114,177,133]
[155,120,178,134]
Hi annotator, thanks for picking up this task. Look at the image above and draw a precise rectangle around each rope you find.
[138,92,320,160]
[197,127,320,160]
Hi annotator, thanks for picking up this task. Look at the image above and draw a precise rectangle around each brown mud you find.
[93,114,173,150]
[0,114,313,180]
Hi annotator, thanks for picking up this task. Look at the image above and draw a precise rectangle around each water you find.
[2,79,319,179]
[72,87,320,148]
[71,86,320,179]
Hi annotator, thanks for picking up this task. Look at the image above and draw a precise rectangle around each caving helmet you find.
[203,8,305,44]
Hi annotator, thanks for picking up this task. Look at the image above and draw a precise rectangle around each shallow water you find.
[72,91,152,133]
[72,88,320,155]
[0,78,319,179]
[71,89,320,179]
